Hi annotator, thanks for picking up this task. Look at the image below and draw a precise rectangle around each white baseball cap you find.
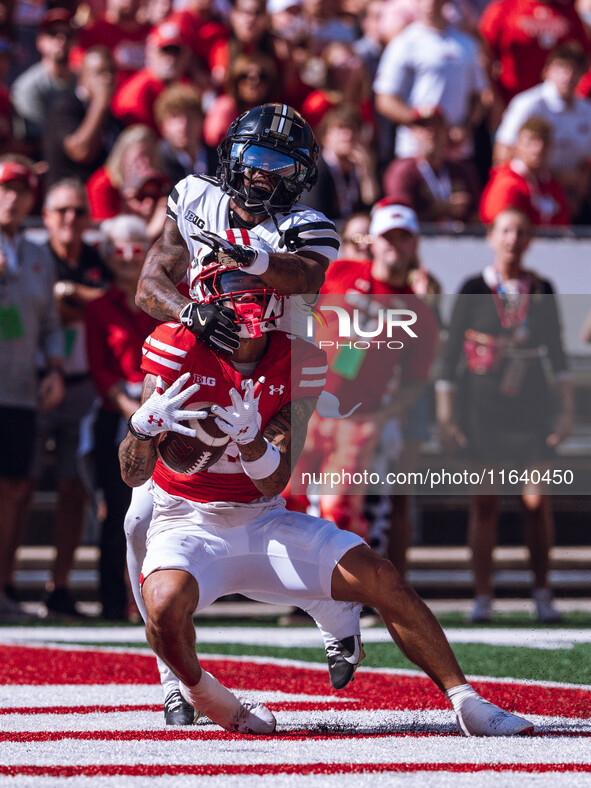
[267,0,302,13]
[369,203,419,237]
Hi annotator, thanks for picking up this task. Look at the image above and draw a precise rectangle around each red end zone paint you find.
[1,645,590,718]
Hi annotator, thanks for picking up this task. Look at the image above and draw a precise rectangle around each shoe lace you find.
[164,691,185,713]
[325,637,355,662]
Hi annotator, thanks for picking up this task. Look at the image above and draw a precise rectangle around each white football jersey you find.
[167,174,340,337]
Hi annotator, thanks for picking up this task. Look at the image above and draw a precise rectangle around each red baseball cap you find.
[0,161,37,190]
[148,21,184,49]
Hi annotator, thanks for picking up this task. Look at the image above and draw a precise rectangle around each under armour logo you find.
[238,427,249,435]
[148,415,163,426]
[268,384,285,395]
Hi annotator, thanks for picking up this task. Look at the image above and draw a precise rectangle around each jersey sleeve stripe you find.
[142,349,183,371]
[299,378,326,387]
[145,335,188,358]
[300,237,340,249]
[302,365,328,374]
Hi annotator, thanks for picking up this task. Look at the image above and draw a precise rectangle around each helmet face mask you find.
[218,103,319,215]
[196,264,284,339]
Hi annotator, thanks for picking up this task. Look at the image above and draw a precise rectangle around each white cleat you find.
[227,699,277,735]
[456,695,534,737]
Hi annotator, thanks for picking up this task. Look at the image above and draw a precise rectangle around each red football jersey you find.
[479,0,590,105]
[141,325,327,502]
[317,260,439,414]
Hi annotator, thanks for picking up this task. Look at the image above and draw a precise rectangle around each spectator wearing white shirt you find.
[373,0,490,163]
[494,44,591,223]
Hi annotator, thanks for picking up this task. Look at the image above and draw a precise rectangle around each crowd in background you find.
[0,0,588,623]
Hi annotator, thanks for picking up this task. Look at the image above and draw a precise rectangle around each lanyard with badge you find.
[0,237,25,341]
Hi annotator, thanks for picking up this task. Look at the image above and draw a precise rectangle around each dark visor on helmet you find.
[230,142,308,181]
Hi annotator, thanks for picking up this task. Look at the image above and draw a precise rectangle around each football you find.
[157,402,230,475]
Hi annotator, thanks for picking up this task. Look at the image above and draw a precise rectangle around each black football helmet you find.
[218,103,319,216]
[195,262,284,339]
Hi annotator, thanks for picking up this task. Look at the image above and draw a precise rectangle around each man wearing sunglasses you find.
[33,179,112,619]
[133,104,365,725]
[11,9,76,151]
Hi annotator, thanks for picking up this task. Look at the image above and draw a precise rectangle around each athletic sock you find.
[180,670,242,729]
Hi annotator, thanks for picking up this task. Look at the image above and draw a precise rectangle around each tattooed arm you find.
[258,251,328,295]
[135,217,191,322]
[238,398,317,497]
[119,374,160,487]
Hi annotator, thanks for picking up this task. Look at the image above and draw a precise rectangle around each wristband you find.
[127,415,152,441]
[240,440,281,479]
[242,249,269,276]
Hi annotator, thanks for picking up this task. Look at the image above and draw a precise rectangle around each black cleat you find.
[325,634,366,690]
[164,689,198,726]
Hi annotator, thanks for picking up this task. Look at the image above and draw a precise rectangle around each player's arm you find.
[239,398,317,497]
[119,374,160,487]
[257,250,328,295]
[135,217,191,322]
[191,228,332,294]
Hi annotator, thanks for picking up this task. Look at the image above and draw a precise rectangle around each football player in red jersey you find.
[119,266,534,738]
[127,104,362,725]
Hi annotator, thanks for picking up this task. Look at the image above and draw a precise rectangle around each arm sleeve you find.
[495,93,537,146]
[141,323,196,385]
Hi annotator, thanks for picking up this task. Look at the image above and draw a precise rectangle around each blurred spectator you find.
[138,0,173,26]
[479,0,590,112]
[155,83,217,184]
[480,115,570,226]
[300,0,357,55]
[35,179,111,619]
[374,0,490,163]
[494,44,591,223]
[339,211,372,260]
[86,124,168,240]
[305,105,380,223]
[0,29,16,155]
[0,155,64,621]
[166,0,228,78]
[353,0,387,80]
[43,46,121,189]
[111,20,191,131]
[208,0,275,88]
[303,204,438,541]
[267,0,315,111]
[203,52,278,147]
[435,207,572,623]
[85,215,158,620]
[302,41,374,134]
[11,9,76,151]
[382,109,480,225]
[7,0,48,82]
[71,0,151,83]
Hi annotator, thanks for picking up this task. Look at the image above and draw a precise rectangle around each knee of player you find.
[144,580,186,632]
[366,557,408,603]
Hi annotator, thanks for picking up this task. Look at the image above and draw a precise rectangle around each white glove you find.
[130,373,207,438]
[211,377,264,444]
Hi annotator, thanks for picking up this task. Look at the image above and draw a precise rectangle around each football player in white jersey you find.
[127,104,363,725]
[119,267,534,738]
